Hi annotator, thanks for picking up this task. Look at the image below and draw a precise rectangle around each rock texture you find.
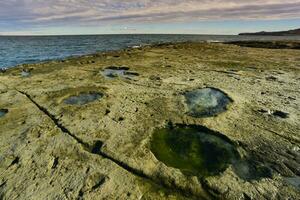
[0,42,299,199]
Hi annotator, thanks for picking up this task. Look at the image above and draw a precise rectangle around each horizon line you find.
[0,33,238,37]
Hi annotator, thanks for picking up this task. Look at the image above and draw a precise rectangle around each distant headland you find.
[239,28,300,36]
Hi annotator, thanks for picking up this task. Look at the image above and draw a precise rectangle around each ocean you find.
[1,34,299,69]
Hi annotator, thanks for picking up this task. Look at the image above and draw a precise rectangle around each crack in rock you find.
[16,90,87,146]
[16,90,203,199]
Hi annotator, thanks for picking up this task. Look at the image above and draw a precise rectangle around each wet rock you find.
[64,92,103,105]
[184,88,232,117]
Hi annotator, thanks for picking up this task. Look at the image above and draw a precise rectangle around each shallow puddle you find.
[150,124,240,177]
[101,66,139,79]
[184,88,232,117]
[64,92,103,105]
[0,109,8,117]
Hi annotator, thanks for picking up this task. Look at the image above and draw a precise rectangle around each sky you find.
[0,0,300,35]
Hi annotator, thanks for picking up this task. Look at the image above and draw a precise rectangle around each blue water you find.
[1,34,299,69]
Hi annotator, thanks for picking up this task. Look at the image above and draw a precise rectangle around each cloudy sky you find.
[0,0,300,35]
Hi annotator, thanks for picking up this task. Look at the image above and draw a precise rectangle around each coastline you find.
[1,34,300,70]
[1,40,300,71]
[0,41,299,199]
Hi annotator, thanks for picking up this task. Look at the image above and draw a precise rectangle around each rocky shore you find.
[0,41,299,199]
[225,40,300,50]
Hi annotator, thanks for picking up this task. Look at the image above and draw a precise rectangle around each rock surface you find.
[0,42,299,199]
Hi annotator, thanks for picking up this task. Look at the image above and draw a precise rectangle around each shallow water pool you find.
[64,92,103,105]
[184,88,232,117]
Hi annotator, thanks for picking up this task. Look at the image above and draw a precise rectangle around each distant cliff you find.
[239,28,300,36]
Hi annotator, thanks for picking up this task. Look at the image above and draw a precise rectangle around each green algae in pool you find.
[150,125,240,177]
[64,92,103,105]
[0,109,8,117]
[184,88,232,117]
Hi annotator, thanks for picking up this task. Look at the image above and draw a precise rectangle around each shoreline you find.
[1,40,300,71]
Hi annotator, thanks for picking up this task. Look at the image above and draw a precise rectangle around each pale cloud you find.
[0,0,300,26]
